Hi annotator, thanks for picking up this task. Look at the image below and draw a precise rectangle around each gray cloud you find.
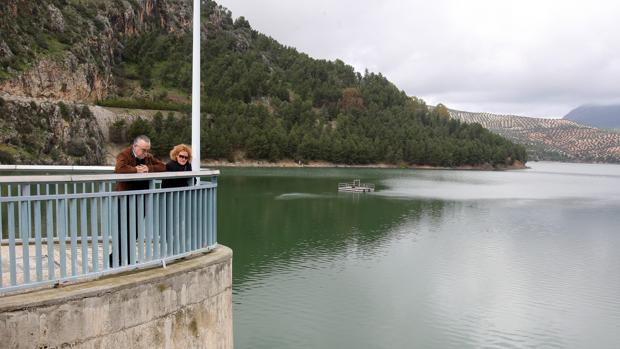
[216,0,620,118]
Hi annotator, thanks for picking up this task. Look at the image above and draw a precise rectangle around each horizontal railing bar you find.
[0,165,114,172]
[0,170,219,184]
[65,171,219,183]
[0,174,74,184]
[0,183,216,203]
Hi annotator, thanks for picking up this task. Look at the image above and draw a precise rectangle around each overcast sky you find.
[215,0,620,118]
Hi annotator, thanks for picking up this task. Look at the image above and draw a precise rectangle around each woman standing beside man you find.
[162,144,194,188]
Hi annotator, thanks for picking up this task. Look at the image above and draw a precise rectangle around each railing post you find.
[112,196,119,268]
[191,189,197,250]
[211,176,217,246]
[19,184,30,284]
[80,199,88,274]
[197,187,203,248]
[153,191,160,260]
[137,194,145,263]
[167,192,173,256]
[69,198,78,276]
[161,191,168,258]
[181,190,186,253]
[122,195,129,266]
[174,191,180,254]
[129,195,137,265]
[8,201,16,286]
[57,198,67,279]
[91,193,99,273]
[34,192,43,282]
[0,200,3,287]
[46,200,54,280]
[100,183,109,270]
[146,183,154,262]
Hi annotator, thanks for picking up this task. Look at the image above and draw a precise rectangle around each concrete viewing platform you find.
[1,168,230,347]
[0,245,233,348]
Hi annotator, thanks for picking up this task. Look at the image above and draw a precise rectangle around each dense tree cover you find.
[115,29,193,97]
[109,111,191,161]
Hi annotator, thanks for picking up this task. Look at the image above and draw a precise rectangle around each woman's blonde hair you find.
[169,144,193,162]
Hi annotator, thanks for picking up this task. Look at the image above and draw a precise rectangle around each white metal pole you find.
[191,0,201,172]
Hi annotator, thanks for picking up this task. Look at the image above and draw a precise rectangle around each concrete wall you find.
[0,246,233,349]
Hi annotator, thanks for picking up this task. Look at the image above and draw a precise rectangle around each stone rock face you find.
[0,96,105,165]
[47,4,65,32]
[0,40,13,60]
[0,0,193,103]
[139,0,193,34]
[1,53,110,102]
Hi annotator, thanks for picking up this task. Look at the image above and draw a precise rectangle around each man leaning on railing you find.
[111,135,166,266]
[115,135,166,189]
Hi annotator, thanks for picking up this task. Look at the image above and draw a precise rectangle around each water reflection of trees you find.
[218,173,446,286]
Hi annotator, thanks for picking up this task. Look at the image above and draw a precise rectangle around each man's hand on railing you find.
[136,165,149,173]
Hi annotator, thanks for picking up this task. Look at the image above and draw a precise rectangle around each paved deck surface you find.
[1,242,137,287]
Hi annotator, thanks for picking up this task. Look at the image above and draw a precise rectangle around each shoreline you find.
[202,159,529,171]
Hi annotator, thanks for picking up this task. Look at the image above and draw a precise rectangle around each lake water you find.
[217,162,620,349]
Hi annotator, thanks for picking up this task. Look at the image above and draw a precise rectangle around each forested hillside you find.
[1,0,527,167]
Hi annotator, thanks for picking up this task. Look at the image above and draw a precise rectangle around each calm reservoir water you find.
[218,162,620,349]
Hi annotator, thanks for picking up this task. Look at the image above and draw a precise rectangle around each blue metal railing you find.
[0,169,219,295]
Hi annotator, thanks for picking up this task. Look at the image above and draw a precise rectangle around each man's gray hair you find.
[133,135,151,145]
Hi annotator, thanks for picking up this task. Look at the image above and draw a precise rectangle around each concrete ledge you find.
[0,245,233,349]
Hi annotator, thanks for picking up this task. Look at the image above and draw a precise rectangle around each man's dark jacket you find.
[114,147,166,191]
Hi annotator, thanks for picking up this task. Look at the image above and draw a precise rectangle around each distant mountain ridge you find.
[563,104,620,129]
[448,109,620,162]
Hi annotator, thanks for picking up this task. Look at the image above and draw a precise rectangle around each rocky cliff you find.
[0,95,105,164]
[0,0,192,102]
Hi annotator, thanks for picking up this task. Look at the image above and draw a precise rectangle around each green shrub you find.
[93,17,106,31]
[35,33,49,50]
[0,144,18,164]
[127,118,154,143]
[109,119,127,144]
[0,150,15,164]
[67,138,88,157]
[16,121,34,134]
[80,105,94,118]
[58,101,71,120]
[50,148,62,161]
[141,77,152,90]
[73,3,97,18]
[57,32,73,45]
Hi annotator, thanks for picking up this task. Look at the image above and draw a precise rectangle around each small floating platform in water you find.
[338,179,375,193]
